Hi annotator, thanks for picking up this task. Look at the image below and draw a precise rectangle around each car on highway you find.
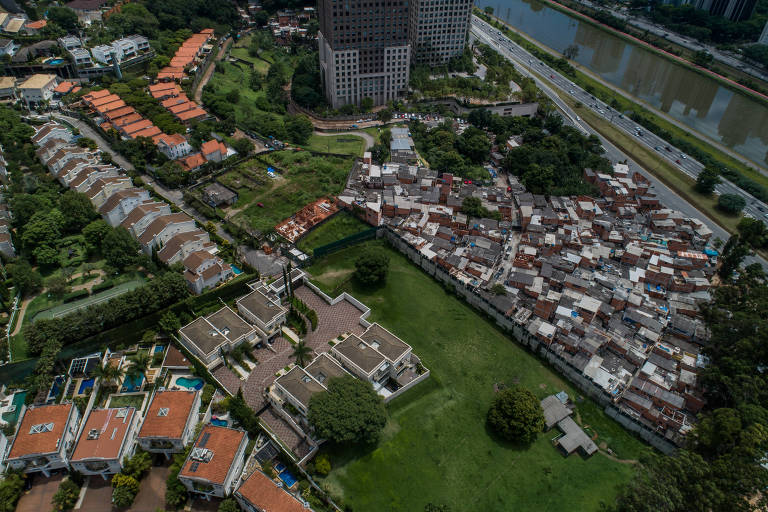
[655,146,661,151]
[680,154,687,159]
[676,159,681,164]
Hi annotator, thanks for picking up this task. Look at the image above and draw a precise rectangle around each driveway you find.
[129,465,170,512]
[15,473,64,512]
[78,476,114,512]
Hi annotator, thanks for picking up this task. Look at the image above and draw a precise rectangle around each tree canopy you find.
[695,165,721,195]
[486,386,545,444]
[308,375,387,444]
[354,248,390,286]
[718,193,746,214]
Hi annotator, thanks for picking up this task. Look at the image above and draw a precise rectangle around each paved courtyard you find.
[15,473,63,512]
[78,476,113,512]
[129,465,170,512]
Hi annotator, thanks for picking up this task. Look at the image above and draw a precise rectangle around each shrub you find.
[91,280,115,293]
[487,386,545,444]
[63,289,89,303]
[111,474,140,508]
[122,451,152,481]
[52,478,80,511]
[314,454,331,476]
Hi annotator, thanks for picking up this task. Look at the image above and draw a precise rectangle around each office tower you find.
[409,0,473,65]
[318,0,411,109]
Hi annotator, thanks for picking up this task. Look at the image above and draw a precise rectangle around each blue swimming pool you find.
[154,345,165,354]
[176,376,204,390]
[122,374,144,392]
[48,59,65,65]
[278,470,297,488]
[274,463,286,472]
[211,418,228,427]
[50,376,64,397]
[78,378,95,394]
[231,265,243,275]
[2,391,26,425]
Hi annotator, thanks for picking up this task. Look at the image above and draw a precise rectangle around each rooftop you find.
[236,289,286,324]
[179,306,254,356]
[179,425,246,485]
[71,407,135,462]
[333,334,386,375]
[236,469,308,512]
[8,403,75,459]
[138,390,197,440]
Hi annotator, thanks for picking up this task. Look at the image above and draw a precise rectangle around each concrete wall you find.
[383,369,431,403]
[381,227,678,455]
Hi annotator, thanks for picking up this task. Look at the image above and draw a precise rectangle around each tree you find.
[51,478,80,511]
[461,196,488,219]
[292,340,312,367]
[360,97,374,112]
[0,472,24,512]
[737,217,768,249]
[93,362,124,388]
[103,227,139,269]
[718,193,746,214]
[377,108,393,123]
[484,6,494,14]
[717,234,750,279]
[486,386,545,444]
[456,126,490,164]
[232,137,254,156]
[425,505,451,512]
[127,352,151,383]
[695,166,721,194]
[354,249,390,286]
[122,451,152,481]
[8,261,42,297]
[284,115,313,144]
[314,453,331,476]
[308,375,387,444]
[46,275,70,299]
[218,498,241,512]
[59,190,97,233]
[563,44,580,60]
[47,7,79,32]
[491,283,506,296]
[159,311,181,335]
[82,219,112,255]
[112,473,139,508]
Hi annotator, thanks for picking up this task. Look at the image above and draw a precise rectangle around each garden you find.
[296,212,370,255]
[227,151,355,234]
[306,241,648,511]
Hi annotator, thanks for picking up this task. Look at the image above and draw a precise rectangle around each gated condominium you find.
[177,425,248,499]
[5,403,81,475]
[178,306,258,367]
[235,285,287,342]
[70,407,139,477]
[137,389,200,456]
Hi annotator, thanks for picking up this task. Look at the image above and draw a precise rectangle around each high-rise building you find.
[759,20,768,44]
[408,0,473,65]
[318,0,411,109]
[706,0,756,21]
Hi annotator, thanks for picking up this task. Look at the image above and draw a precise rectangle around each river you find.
[475,0,768,169]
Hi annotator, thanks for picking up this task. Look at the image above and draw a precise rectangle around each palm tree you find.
[93,362,124,389]
[291,340,312,367]
[128,352,151,380]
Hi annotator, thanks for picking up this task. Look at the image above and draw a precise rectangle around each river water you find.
[475,0,768,168]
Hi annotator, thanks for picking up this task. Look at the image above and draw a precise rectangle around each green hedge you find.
[91,280,115,293]
[63,289,90,303]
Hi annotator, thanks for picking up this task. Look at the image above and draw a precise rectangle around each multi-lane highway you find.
[471,16,768,227]
[470,16,767,269]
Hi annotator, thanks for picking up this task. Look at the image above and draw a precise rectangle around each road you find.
[471,18,767,270]
[53,113,134,171]
[471,16,768,228]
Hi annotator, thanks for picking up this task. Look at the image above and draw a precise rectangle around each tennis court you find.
[33,280,146,322]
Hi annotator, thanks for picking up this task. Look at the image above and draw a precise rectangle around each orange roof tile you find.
[139,390,198,440]
[179,426,246,485]
[236,470,306,512]
[180,152,206,170]
[121,119,153,134]
[176,107,207,122]
[71,407,136,462]
[148,82,179,93]
[104,106,135,120]
[89,93,121,107]
[8,404,75,459]
[132,126,162,139]
[54,81,76,94]
[25,19,47,29]
[175,47,198,57]
[201,140,227,157]
[168,101,196,114]
[71,86,81,94]
[95,99,127,114]
[113,113,142,128]
[199,28,214,35]
[82,89,110,101]
[161,95,188,108]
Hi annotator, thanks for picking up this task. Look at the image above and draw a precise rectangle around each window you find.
[30,423,54,434]
[158,408,169,417]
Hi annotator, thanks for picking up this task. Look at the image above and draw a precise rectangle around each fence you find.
[380,226,679,454]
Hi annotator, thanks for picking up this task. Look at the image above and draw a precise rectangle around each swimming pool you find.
[78,378,95,394]
[1,391,26,425]
[231,265,243,275]
[122,374,144,392]
[48,59,65,65]
[176,376,204,390]
[49,375,65,398]
[154,345,165,354]
[211,418,228,427]
[278,469,297,488]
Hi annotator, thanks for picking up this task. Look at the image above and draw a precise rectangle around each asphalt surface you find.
[471,17,767,270]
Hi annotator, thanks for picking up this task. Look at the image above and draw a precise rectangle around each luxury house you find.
[177,425,248,498]
[136,389,200,456]
[178,306,257,367]
[69,407,139,477]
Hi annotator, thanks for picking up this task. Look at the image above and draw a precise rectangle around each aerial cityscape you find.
[0,0,766,511]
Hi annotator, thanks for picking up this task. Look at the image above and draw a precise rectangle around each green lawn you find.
[233,151,355,233]
[106,393,145,410]
[307,241,647,511]
[296,212,370,255]
[300,134,367,156]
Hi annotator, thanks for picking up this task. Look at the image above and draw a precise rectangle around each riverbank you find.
[475,11,768,195]
[534,0,768,105]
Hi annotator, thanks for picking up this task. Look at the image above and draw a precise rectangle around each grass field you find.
[231,151,355,233]
[307,241,647,512]
[301,134,367,156]
[296,212,370,254]
[106,393,145,410]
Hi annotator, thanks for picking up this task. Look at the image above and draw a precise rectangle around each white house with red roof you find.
[200,140,228,163]
[70,406,140,477]
[235,469,311,512]
[4,403,81,475]
[177,425,248,498]
[137,389,200,456]
[157,133,192,160]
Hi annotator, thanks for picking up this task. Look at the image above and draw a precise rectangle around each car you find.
[550,74,555,79]
[257,202,265,207]
[681,154,687,159]
[676,159,681,164]
[665,146,671,151]
[655,146,661,151]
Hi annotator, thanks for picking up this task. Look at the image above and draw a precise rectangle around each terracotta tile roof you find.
[180,152,206,171]
[139,390,197,440]
[202,140,227,159]
[168,101,196,114]
[94,99,127,114]
[54,81,76,94]
[8,404,76,459]
[71,407,135,462]
[131,126,162,139]
[121,119,153,135]
[175,47,198,57]
[113,113,142,128]
[236,470,307,512]
[25,20,47,30]
[160,95,188,108]
[89,93,121,107]
[104,106,135,120]
[202,262,228,281]
[179,425,246,485]
[148,82,179,93]
[82,89,110,102]
[176,107,207,122]
[170,55,195,68]
[162,344,191,368]
[199,29,214,35]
